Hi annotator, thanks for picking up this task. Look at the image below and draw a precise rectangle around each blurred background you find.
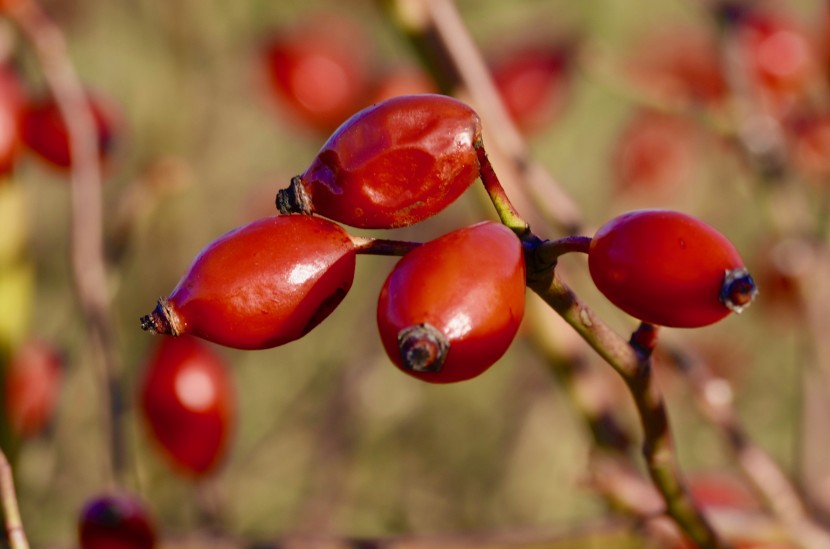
[1,0,828,547]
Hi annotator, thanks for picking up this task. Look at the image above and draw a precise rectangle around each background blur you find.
[2,0,827,546]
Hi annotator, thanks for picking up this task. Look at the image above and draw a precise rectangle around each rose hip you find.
[140,215,356,350]
[20,90,120,170]
[588,209,757,328]
[140,336,235,476]
[277,94,482,229]
[377,221,526,383]
[261,16,372,133]
[78,492,156,549]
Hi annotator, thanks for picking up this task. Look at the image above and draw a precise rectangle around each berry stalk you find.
[5,0,125,486]
[474,141,529,237]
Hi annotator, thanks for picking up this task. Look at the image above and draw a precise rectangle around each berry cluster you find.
[141,93,757,385]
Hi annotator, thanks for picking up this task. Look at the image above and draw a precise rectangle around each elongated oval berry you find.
[140,336,235,477]
[588,209,757,328]
[377,221,526,383]
[78,492,156,549]
[140,215,356,350]
[277,94,482,229]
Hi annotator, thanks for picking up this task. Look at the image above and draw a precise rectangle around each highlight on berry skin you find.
[140,215,357,350]
[587,209,758,328]
[377,221,526,383]
[276,93,483,229]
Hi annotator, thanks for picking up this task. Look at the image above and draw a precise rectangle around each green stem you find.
[474,141,530,237]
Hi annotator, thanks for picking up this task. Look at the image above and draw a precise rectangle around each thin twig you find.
[670,346,830,549]
[0,447,29,549]
[6,0,124,485]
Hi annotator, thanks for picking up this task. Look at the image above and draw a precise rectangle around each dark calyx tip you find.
[140,298,174,335]
[276,175,313,215]
[720,267,758,314]
[397,323,449,373]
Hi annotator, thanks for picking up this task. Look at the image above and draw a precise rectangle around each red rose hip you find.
[140,336,235,476]
[20,90,120,170]
[78,492,156,549]
[377,221,526,383]
[141,215,356,350]
[588,209,757,328]
[261,16,372,133]
[4,338,63,438]
[277,94,482,229]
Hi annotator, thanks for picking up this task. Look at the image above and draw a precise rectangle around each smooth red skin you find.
[0,66,24,177]
[4,339,62,438]
[377,221,526,383]
[588,210,745,328]
[168,215,356,350]
[612,110,696,193]
[140,336,234,476]
[262,18,371,133]
[491,46,571,134]
[297,94,482,229]
[78,493,156,549]
[20,92,119,170]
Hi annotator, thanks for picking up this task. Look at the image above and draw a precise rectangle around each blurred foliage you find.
[1,0,825,546]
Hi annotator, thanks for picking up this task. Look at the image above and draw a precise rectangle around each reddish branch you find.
[0,448,28,549]
[5,0,125,484]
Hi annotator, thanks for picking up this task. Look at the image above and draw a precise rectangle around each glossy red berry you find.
[377,221,525,383]
[490,42,574,134]
[261,16,372,133]
[20,90,120,170]
[4,339,63,438]
[141,215,356,350]
[588,210,757,328]
[140,336,235,476]
[78,492,156,549]
[277,94,482,229]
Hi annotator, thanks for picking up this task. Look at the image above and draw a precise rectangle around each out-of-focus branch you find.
[6,0,124,485]
[381,0,583,234]
[668,346,830,549]
[0,448,29,549]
